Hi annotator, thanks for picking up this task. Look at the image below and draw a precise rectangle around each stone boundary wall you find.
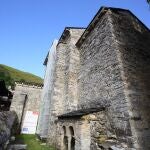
[15,82,43,89]
[0,111,18,149]
[10,83,42,132]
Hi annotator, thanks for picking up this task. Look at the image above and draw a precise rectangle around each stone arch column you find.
[61,126,68,150]
[68,126,75,150]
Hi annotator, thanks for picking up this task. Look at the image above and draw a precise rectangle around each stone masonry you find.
[47,28,85,145]
[36,40,58,139]
[10,83,42,132]
[76,7,150,149]
[38,7,150,150]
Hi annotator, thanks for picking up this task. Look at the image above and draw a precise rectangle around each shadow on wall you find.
[69,126,75,150]
[0,80,13,111]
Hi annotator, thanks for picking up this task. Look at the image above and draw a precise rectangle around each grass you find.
[15,134,55,150]
[0,64,43,88]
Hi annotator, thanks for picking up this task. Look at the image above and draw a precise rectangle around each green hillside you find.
[0,64,43,89]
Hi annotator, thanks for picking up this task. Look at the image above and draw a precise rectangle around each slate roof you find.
[58,107,105,119]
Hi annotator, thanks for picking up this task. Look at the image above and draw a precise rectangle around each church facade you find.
[37,7,150,150]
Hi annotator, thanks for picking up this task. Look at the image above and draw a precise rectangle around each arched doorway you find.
[63,126,68,150]
[71,137,75,150]
[69,126,75,150]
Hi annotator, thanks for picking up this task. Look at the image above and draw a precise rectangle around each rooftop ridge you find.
[57,27,85,44]
[76,6,150,47]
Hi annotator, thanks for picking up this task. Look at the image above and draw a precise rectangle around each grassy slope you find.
[0,64,43,88]
[16,134,55,150]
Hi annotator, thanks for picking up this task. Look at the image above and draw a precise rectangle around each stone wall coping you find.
[15,82,43,89]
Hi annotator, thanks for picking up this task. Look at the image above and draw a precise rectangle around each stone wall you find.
[52,111,120,150]
[77,8,150,149]
[47,41,67,144]
[54,118,91,150]
[88,111,129,150]
[0,111,18,149]
[45,7,150,150]
[110,10,150,150]
[64,29,85,113]
[47,28,85,145]
[10,83,42,132]
[78,10,132,147]
[36,40,58,138]
[88,112,110,150]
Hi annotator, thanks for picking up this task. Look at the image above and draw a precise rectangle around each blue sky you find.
[0,0,149,78]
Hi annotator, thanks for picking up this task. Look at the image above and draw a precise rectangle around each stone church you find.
[37,7,150,150]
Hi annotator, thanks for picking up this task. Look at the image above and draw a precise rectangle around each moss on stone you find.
[81,114,97,121]
[97,135,108,144]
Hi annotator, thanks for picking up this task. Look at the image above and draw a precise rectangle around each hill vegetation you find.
[0,64,43,89]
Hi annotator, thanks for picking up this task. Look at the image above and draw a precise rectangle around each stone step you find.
[7,144,27,150]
